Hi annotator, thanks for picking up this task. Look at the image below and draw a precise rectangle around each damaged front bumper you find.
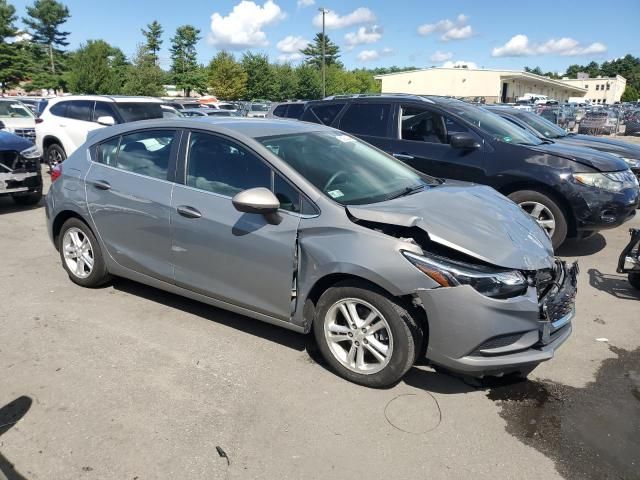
[0,171,42,196]
[417,260,578,377]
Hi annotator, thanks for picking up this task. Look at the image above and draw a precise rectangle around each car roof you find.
[86,117,328,145]
[47,95,163,104]
[305,94,486,107]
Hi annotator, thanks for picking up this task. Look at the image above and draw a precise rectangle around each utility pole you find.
[319,7,329,98]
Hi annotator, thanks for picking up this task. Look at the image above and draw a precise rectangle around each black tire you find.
[45,143,66,167]
[313,280,423,388]
[508,190,568,249]
[58,218,110,288]
[629,273,640,290]
[12,190,42,206]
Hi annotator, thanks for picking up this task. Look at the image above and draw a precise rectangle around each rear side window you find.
[339,103,390,137]
[273,105,287,117]
[66,101,94,121]
[301,103,345,125]
[116,103,163,122]
[49,101,68,117]
[96,130,176,180]
[286,103,305,119]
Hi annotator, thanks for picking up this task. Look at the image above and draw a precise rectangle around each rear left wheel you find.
[58,218,110,288]
[313,281,423,388]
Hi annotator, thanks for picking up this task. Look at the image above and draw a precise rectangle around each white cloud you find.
[297,0,314,7]
[275,35,309,63]
[418,14,472,41]
[492,34,607,57]
[208,0,286,49]
[442,60,478,69]
[356,47,393,62]
[277,52,304,63]
[344,25,382,49]
[313,7,375,30]
[429,50,452,62]
[8,32,32,43]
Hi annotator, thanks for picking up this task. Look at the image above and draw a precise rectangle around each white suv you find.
[36,95,164,165]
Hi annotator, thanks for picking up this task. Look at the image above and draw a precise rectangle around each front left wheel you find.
[313,281,423,388]
[58,218,110,288]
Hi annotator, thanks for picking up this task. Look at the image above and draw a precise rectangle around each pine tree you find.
[0,0,29,92]
[123,44,165,97]
[300,33,341,69]
[141,20,162,65]
[170,25,206,97]
[23,0,70,77]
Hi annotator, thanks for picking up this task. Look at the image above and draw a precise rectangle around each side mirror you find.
[97,115,116,126]
[232,187,280,215]
[450,132,480,150]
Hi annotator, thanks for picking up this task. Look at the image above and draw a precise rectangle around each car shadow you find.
[0,396,32,480]
[113,279,309,353]
[0,196,43,215]
[556,233,606,257]
[587,268,640,300]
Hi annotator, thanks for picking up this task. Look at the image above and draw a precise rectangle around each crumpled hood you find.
[347,183,555,271]
[556,134,640,161]
[531,142,629,172]
[0,130,34,151]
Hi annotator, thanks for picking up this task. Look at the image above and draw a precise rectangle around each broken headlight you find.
[402,251,527,299]
[20,145,41,159]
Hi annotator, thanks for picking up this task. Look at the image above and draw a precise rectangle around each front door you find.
[388,104,486,183]
[85,129,179,283]
[171,131,300,320]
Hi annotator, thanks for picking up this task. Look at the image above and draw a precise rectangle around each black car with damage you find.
[0,130,43,205]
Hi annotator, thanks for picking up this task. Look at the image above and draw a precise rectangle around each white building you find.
[559,74,626,105]
[374,67,588,103]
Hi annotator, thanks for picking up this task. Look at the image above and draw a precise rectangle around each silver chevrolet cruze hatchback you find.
[46,118,577,387]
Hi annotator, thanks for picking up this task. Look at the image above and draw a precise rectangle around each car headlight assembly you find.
[572,171,638,192]
[20,145,41,159]
[402,251,528,299]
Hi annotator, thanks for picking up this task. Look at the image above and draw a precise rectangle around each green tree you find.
[294,63,321,99]
[23,0,70,77]
[123,44,165,96]
[241,52,275,100]
[207,51,247,100]
[524,66,543,75]
[170,24,206,96]
[141,20,162,65]
[300,33,341,69]
[0,0,29,91]
[272,62,297,101]
[622,85,639,102]
[66,40,127,94]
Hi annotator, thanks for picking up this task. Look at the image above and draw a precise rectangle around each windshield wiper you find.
[385,184,426,200]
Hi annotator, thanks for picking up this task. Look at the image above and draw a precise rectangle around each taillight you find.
[50,164,62,182]
[35,118,43,124]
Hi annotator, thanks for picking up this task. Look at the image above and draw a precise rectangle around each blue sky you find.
[10,0,640,72]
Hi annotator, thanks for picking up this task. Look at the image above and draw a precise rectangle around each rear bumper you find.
[417,261,577,378]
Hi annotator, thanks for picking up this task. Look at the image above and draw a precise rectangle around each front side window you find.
[339,103,390,137]
[258,131,437,205]
[93,102,118,122]
[286,103,305,119]
[273,105,287,117]
[66,100,94,121]
[116,102,163,122]
[96,136,120,166]
[109,130,176,180]
[187,132,270,197]
[400,105,468,144]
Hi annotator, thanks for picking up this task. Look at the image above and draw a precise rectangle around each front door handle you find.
[177,205,202,219]
[93,180,111,190]
[393,153,414,161]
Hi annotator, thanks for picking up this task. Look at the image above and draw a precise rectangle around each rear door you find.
[86,128,179,283]
[387,103,486,182]
[170,130,301,320]
[335,102,392,152]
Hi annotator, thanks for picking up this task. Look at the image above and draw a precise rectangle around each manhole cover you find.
[384,393,441,434]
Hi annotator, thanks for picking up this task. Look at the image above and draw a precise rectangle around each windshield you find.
[516,112,568,139]
[0,101,34,118]
[452,104,543,146]
[117,102,163,122]
[258,132,437,205]
[251,104,269,112]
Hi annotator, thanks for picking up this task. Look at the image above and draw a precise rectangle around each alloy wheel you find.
[62,227,94,279]
[519,201,556,238]
[323,298,394,375]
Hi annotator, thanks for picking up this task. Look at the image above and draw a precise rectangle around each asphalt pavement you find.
[0,169,638,480]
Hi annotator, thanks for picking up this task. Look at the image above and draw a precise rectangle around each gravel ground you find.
[0,159,638,480]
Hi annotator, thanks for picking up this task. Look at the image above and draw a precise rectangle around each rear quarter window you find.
[339,103,390,137]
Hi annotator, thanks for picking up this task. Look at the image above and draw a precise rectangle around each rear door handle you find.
[393,153,414,161]
[93,180,111,190]
[177,205,202,219]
